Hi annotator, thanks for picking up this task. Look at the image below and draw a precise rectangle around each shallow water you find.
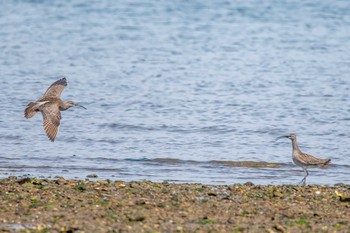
[1,0,350,185]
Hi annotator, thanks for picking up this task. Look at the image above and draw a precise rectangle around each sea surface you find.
[0,0,350,185]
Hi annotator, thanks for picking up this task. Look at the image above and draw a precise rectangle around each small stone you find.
[244,182,254,186]
[16,178,32,185]
[128,215,145,222]
[272,224,286,232]
[135,199,146,205]
[117,183,126,188]
[176,226,183,231]
[273,191,284,198]
[207,190,217,196]
[227,217,234,224]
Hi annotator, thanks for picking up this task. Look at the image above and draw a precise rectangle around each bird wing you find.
[41,103,61,142]
[300,152,329,166]
[42,77,67,98]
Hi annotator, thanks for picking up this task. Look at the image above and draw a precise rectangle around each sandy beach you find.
[0,177,349,232]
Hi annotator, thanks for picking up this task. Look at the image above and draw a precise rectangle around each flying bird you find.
[24,77,86,142]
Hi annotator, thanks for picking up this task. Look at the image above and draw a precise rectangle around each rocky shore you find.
[0,177,349,232]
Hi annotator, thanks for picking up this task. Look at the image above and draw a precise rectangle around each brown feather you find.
[41,77,67,99]
[24,102,37,118]
[298,152,330,166]
[41,103,61,142]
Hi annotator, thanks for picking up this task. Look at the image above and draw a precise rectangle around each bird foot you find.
[299,178,307,186]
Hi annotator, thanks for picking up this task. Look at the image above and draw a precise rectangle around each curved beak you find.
[275,135,288,141]
[75,103,87,109]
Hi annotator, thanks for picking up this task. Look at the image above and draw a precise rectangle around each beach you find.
[0,177,349,232]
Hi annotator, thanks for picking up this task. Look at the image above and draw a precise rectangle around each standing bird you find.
[24,77,86,142]
[276,133,331,185]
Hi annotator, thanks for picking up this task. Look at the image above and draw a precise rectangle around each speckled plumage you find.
[276,133,331,185]
[24,77,86,142]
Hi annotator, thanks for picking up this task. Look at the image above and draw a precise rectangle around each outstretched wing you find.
[42,77,67,98]
[41,103,61,142]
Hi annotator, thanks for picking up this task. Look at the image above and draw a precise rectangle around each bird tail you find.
[324,159,331,165]
[24,102,38,118]
[320,159,331,167]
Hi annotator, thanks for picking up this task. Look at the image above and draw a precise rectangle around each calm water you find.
[0,0,350,185]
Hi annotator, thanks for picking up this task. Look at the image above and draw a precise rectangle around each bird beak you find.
[275,135,288,141]
[75,103,87,109]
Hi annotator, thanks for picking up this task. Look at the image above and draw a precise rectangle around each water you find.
[0,0,350,185]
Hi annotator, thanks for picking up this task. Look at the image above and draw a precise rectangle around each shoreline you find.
[0,177,349,232]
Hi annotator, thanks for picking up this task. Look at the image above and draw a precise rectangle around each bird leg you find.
[300,168,309,186]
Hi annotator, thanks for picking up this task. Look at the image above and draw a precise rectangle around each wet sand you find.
[0,177,349,232]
